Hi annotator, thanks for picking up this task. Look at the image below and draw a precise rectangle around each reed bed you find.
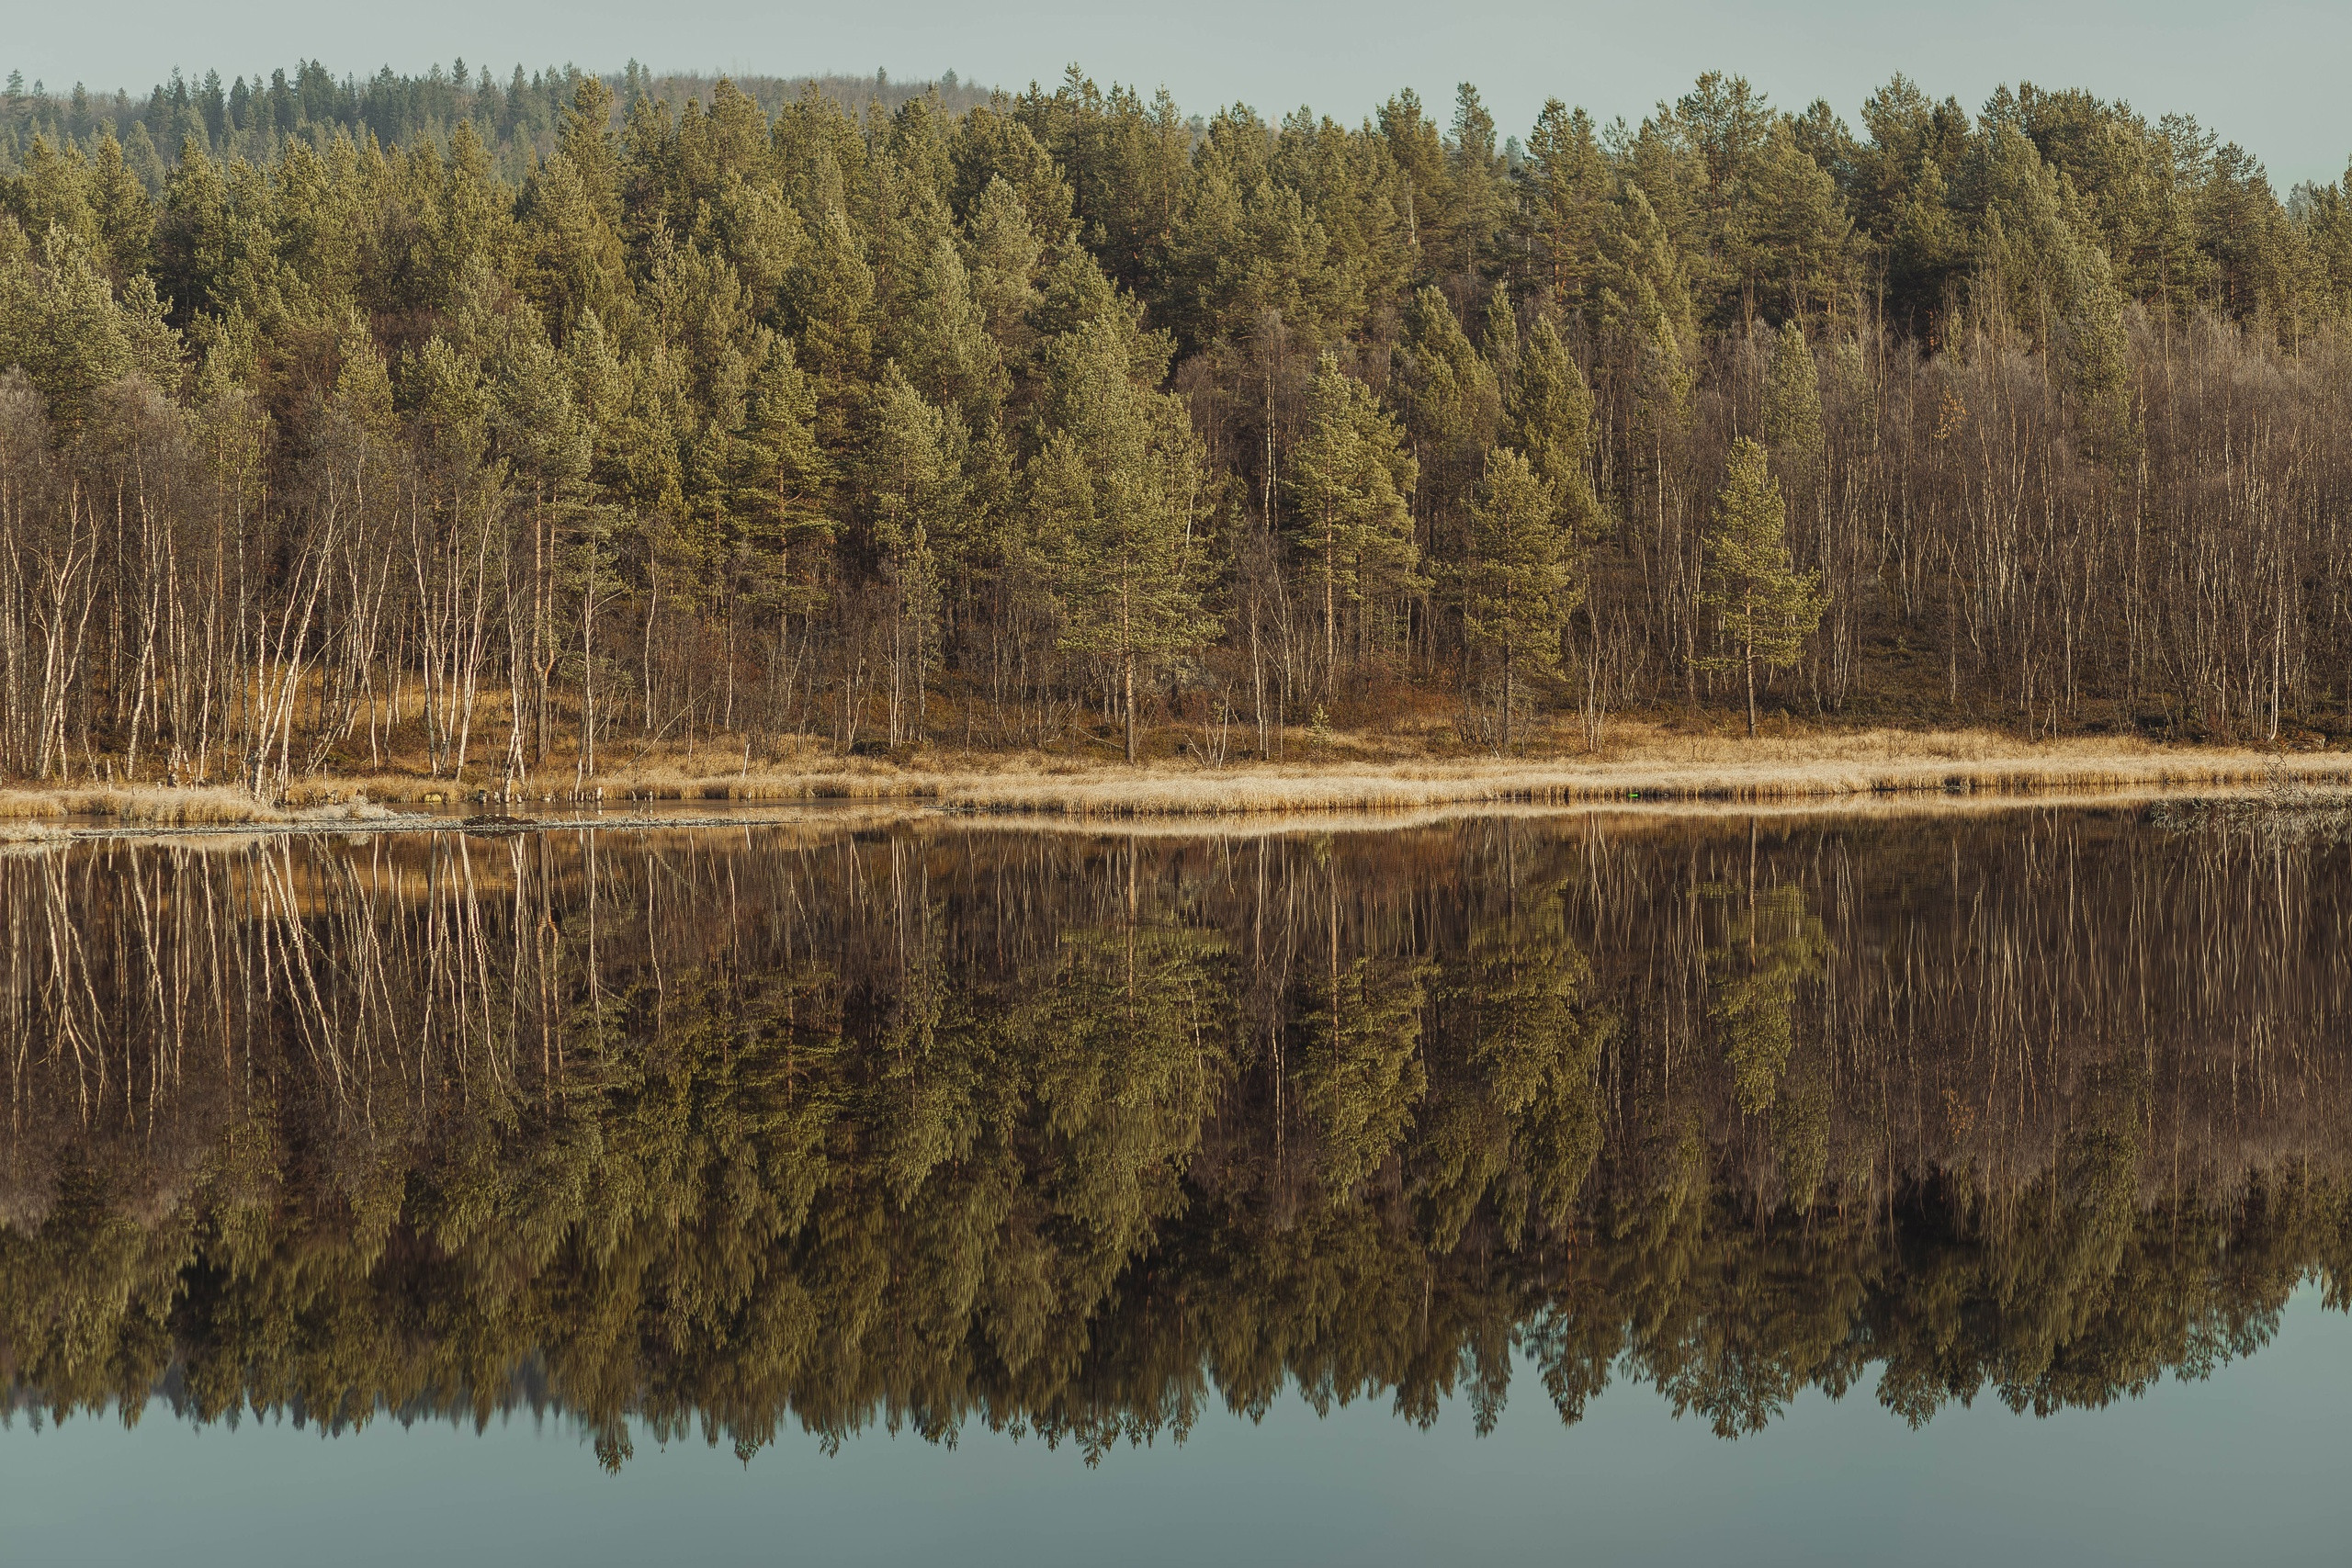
[927,741,2352,816]
[555,727,2352,816]
[13,728,2352,825]
[0,784,286,824]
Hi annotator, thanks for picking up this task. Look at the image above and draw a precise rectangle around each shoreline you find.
[3,729,2349,840]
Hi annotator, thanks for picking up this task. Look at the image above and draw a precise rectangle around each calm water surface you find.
[1,803,2346,1564]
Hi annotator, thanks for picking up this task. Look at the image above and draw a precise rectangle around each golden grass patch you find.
[0,784,285,825]
[11,726,2351,825]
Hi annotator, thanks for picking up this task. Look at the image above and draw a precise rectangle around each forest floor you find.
[5,720,2351,834]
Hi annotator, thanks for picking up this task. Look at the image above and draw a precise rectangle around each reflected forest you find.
[3,807,2348,1465]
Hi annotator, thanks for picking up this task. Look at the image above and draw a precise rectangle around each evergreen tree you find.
[887,233,1000,423]
[727,333,830,600]
[486,319,591,766]
[865,370,963,743]
[1700,438,1826,737]
[1750,120,1853,320]
[1288,352,1419,684]
[784,208,876,454]
[154,141,231,324]
[1761,319,1824,476]
[1436,889,1613,1240]
[0,226,180,429]
[516,152,629,342]
[87,134,153,288]
[1444,84,1507,277]
[2061,243,2136,465]
[1596,184,1695,342]
[1500,315,1605,539]
[962,174,1044,351]
[1392,285,1501,655]
[1463,447,1577,750]
[1522,99,1612,311]
[1026,314,1214,762]
[12,138,98,256]
[1302,946,1433,1200]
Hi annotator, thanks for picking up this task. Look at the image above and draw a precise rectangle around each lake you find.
[1,802,2346,1564]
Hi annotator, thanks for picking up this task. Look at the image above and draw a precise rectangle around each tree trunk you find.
[1744,591,1758,739]
[1500,653,1513,753]
[1124,652,1138,764]
[1324,523,1336,694]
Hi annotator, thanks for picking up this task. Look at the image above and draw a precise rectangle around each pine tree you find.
[516,152,629,343]
[1500,315,1606,687]
[887,234,1000,423]
[1302,946,1433,1199]
[707,171,806,305]
[1500,315,1605,539]
[1596,184,1696,343]
[1751,121,1853,320]
[558,74,624,228]
[2062,244,2137,465]
[154,141,232,325]
[1634,309,1693,454]
[0,226,180,430]
[963,175,1043,351]
[1631,314,1693,695]
[434,123,512,303]
[1392,286,1501,658]
[866,370,963,743]
[729,333,830,593]
[1476,285,1518,375]
[1522,99,1612,312]
[1288,353,1419,684]
[1443,84,1506,277]
[1026,315,1215,762]
[86,135,155,291]
[331,307,394,431]
[1463,447,1577,750]
[1761,319,1824,476]
[1700,438,1826,737]
[784,208,876,454]
[15,138,98,257]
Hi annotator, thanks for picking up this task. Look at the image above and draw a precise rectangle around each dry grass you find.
[288,723,2352,817]
[16,725,2352,826]
[921,742,2352,816]
[0,784,287,825]
[0,784,422,830]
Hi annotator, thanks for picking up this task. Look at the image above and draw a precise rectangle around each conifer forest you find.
[3,61,2351,787]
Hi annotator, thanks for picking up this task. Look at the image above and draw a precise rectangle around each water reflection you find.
[1,806,2346,1465]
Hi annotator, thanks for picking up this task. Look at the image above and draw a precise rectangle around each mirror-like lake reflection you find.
[1,804,2347,1540]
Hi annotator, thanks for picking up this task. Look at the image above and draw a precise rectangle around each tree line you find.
[6,62,2352,784]
[3,813,2347,1454]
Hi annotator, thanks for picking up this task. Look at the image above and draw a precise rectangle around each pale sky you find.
[9,0,2348,186]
